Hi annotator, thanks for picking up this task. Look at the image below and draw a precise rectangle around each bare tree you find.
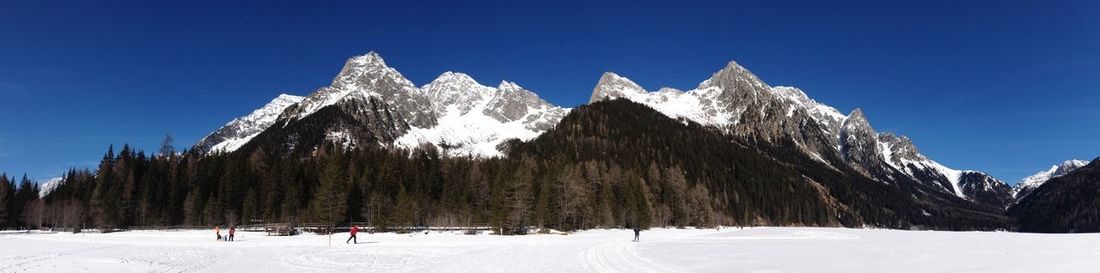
[159,134,175,157]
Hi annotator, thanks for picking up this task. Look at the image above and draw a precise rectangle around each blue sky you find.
[1,0,1098,184]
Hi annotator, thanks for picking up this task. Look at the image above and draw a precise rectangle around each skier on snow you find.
[215,226,222,241]
[228,226,236,242]
[346,225,359,244]
[633,226,641,242]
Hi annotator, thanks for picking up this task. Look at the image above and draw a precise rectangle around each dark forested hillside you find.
[1009,158,1100,233]
[508,98,844,228]
[512,99,1008,230]
[10,99,1011,232]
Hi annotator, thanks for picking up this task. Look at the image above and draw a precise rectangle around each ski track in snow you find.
[4,227,1100,272]
[585,240,681,273]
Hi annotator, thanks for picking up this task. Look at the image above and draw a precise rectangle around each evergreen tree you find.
[182,188,203,226]
[533,174,551,229]
[13,175,39,228]
[504,156,535,234]
[92,146,120,230]
[310,155,347,229]
[0,175,10,228]
[241,189,259,226]
[390,185,416,230]
[115,145,138,228]
[622,172,652,228]
[203,197,221,226]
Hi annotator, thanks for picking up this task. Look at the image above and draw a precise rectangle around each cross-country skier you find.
[633,226,641,242]
[346,225,359,244]
[228,226,236,242]
[215,226,222,241]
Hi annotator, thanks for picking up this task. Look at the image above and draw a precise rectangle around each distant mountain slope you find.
[589,63,1010,208]
[1012,159,1089,201]
[37,177,63,198]
[194,94,304,154]
[1009,158,1100,232]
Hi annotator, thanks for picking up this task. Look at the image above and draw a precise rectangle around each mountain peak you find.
[347,51,387,67]
[498,80,523,91]
[422,71,495,116]
[877,132,910,144]
[340,52,387,74]
[1014,158,1092,199]
[426,71,481,89]
[599,71,624,81]
[722,60,749,72]
[698,60,768,90]
[274,93,305,103]
[590,72,645,103]
[877,132,924,163]
[840,109,875,146]
[1062,159,1090,167]
[331,51,415,89]
[1050,159,1090,176]
[848,108,866,119]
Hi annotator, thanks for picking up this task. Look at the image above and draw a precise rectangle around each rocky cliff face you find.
[839,109,891,180]
[957,171,1014,208]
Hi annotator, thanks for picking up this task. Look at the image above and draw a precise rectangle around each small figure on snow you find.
[633,226,641,242]
[215,226,222,241]
[346,225,359,244]
[228,226,236,242]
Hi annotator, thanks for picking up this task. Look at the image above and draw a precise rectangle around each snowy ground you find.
[2,227,1099,272]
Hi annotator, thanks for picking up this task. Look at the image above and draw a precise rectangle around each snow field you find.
[2,227,1099,272]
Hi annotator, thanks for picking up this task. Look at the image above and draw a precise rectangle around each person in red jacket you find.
[228,226,236,242]
[346,226,359,244]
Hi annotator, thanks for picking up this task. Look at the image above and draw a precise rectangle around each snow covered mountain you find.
[589,61,1011,206]
[280,53,436,128]
[1009,158,1100,232]
[38,176,63,198]
[1013,159,1090,201]
[197,52,568,157]
[394,72,568,157]
[195,52,1011,206]
[194,94,304,154]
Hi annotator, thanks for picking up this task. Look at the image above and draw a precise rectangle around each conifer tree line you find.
[22,141,728,233]
[4,100,1012,232]
[0,174,42,230]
